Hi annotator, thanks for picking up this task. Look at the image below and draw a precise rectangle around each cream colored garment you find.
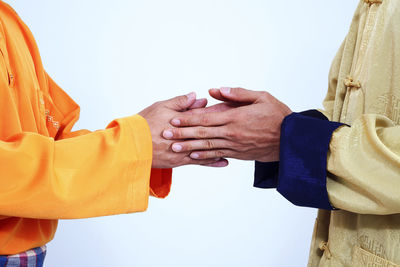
[308,0,400,266]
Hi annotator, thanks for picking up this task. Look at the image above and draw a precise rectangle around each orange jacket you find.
[0,1,171,254]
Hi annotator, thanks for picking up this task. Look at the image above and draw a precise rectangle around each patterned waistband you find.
[0,246,46,267]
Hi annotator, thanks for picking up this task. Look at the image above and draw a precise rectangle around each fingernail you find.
[186,92,196,101]
[191,153,199,159]
[171,119,181,126]
[220,87,231,94]
[163,130,173,139]
[172,144,182,152]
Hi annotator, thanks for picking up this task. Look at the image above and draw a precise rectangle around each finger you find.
[171,139,231,153]
[201,158,229,167]
[219,87,265,103]
[190,150,234,160]
[209,88,229,102]
[209,88,254,108]
[189,98,207,109]
[183,157,226,167]
[183,103,233,116]
[170,110,231,127]
[165,92,197,111]
[163,126,225,140]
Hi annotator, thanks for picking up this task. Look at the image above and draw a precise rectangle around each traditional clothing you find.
[255,0,400,266]
[0,1,171,255]
[0,246,46,267]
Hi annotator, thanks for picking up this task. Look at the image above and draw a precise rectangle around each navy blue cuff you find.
[299,109,329,120]
[254,161,279,188]
[277,111,345,210]
[253,110,329,190]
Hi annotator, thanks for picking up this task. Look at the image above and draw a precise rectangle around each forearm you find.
[0,115,156,219]
[327,114,400,215]
[256,111,400,215]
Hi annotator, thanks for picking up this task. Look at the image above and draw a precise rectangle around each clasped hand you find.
[161,87,292,166]
[139,92,228,168]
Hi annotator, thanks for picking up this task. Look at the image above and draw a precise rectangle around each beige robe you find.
[309,0,400,266]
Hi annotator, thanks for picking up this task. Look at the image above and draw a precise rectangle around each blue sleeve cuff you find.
[298,109,329,120]
[254,161,279,188]
[277,111,345,210]
[253,110,329,190]
[253,109,345,210]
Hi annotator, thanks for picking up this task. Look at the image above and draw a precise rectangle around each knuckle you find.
[184,117,194,126]
[177,117,187,125]
[171,97,185,110]
[172,129,182,138]
[260,91,271,100]
[197,127,208,138]
[176,96,186,105]
[225,130,233,139]
[183,142,192,151]
[225,129,237,139]
[200,115,210,125]
[177,96,186,105]
[215,150,226,157]
[204,139,214,149]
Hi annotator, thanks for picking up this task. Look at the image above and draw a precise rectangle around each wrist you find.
[256,143,280,162]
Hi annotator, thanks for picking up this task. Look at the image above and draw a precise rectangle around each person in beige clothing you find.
[162,0,400,266]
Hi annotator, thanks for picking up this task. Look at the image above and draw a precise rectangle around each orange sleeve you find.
[46,74,173,203]
[149,168,172,198]
[0,75,171,220]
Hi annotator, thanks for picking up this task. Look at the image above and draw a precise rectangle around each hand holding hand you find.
[163,88,292,162]
[139,92,229,168]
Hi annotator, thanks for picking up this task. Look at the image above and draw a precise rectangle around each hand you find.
[139,92,229,168]
[162,87,292,162]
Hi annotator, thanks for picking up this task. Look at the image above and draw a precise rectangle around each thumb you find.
[209,88,228,102]
[165,92,197,111]
[219,87,262,103]
[202,158,229,168]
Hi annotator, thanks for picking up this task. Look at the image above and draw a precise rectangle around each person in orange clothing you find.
[0,2,228,266]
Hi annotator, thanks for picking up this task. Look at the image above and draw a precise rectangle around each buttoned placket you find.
[341,0,382,124]
[319,241,332,260]
[45,109,60,130]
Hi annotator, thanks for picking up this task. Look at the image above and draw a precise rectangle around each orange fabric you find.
[0,1,171,254]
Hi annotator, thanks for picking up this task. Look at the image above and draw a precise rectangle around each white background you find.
[7,0,358,266]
